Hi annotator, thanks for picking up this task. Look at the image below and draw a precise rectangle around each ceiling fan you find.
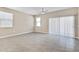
[40,8,48,15]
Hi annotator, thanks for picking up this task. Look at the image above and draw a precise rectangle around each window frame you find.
[0,11,13,28]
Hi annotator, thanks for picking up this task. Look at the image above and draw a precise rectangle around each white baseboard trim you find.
[0,31,32,39]
[75,37,79,39]
[34,32,48,34]
[41,32,48,34]
[1,31,79,40]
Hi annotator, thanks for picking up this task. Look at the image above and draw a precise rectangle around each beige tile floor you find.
[0,32,79,52]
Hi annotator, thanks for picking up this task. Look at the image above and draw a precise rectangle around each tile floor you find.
[0,32,79,52]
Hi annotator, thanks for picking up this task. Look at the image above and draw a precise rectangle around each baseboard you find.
[1,32,79,40]
[41,32,48,34]
[75,37,79,40]
[0,31,32,39]
[34,32,48,34]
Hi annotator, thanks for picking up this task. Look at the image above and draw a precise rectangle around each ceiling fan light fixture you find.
[40,8,47,15]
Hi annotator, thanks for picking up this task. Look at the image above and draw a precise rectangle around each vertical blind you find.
[49,16,75,37]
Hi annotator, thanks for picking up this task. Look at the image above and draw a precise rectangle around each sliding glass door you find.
[49,16,75,37]
[49,17,60,35]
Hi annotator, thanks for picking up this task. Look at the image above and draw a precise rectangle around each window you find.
[36,17,41,27]
[0,11,13,28]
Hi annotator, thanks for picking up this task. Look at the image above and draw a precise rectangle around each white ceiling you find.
[8,7,70,15]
